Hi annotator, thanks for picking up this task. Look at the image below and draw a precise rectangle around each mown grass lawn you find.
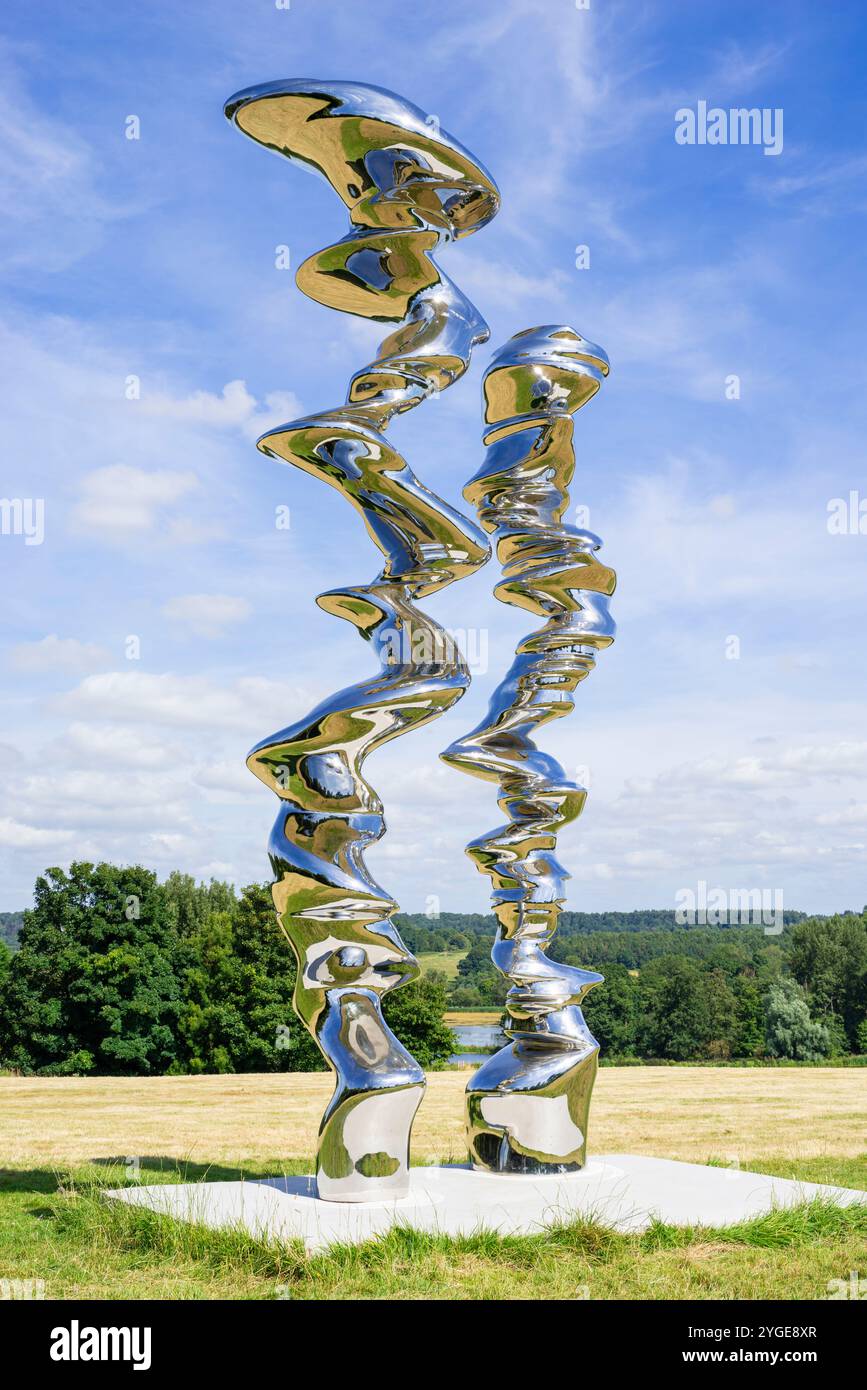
[1,1155,865,1301]
[416,950,469,980]
[2,1071,865,1300]
[4,1068,865,1167]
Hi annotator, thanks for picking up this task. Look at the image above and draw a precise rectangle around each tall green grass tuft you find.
[1,1154,864,1300]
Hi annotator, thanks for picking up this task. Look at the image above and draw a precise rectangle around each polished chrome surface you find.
[441,325,615,1174]
[225,79,497,1201]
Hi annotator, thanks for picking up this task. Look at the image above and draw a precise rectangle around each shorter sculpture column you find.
[442,325,616,1173]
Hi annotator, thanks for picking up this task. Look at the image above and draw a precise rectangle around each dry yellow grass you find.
[1,1067,864,1170]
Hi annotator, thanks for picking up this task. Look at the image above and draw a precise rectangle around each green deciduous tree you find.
[787,914,867,1051]
[0,863,181,1075]
[635,957,723,1060]
[174,881,323,1074]
[581,964,639,1056]
[383,971,455,1067]
[0,866,461,1076]
[764,978,831,1061]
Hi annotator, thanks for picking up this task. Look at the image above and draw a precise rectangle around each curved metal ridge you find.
[441,325,615,1174]
[225,79,497,1200]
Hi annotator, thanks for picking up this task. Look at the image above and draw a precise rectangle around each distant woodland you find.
[0,867,864,1073]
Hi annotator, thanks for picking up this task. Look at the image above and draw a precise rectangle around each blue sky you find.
[2,0,866,916]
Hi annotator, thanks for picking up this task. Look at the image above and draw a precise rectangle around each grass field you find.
[1,1069,865,1300]
[417,950,467,979]
[3,1067,864,1167]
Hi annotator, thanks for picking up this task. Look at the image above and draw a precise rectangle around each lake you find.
[448,1021,505,1065]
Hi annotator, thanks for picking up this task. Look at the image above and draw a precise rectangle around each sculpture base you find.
[105,1157,865,1254]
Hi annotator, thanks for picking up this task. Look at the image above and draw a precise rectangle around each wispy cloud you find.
[8,635,111,674]
[140,380,303,441]
[162,593,252,638]
[71,465,200,538]
[0,39,135,271]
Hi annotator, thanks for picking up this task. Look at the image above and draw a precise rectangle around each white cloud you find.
[142,379,256,427]
[8,635,111,674]
[620,744,867,800]
[571,862,616,881]
[147,832,194,857]
[140,380,303,442]
[58,670,317,732]
[71,465,199,537]
[0,817,75,849]
[195,860,238,880]
[596,265,760,401]
[193,760,260,798]
[0,42,130,272]
[756,155,867,214]
[624,849,678,869]
[16,767,185,815]
[162,593,252,638]
[63,722,175,770]
[609,461,863,620]
[0,742,24,769]
[816,804,867,828]
[458,258,572,309]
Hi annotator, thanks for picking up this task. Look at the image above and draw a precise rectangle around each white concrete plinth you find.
[105,1156,865,1253]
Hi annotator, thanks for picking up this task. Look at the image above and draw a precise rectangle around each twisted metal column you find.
[225,80,497,1200]
[441,326,615,1174]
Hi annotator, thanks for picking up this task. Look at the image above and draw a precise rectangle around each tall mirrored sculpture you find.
[225,80,497,1200]
[442,326,616,1173]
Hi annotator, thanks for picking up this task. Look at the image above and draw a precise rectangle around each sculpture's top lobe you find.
[483,325,609,433]
[224,78,500,240]
[225,77,496,592]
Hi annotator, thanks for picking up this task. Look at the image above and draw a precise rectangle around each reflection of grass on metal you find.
[444,1010,503,1026]
[416,950,468,980]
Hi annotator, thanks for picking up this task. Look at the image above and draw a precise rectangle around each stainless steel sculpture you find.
[442,326,615,1173]
[225,80,497,1200]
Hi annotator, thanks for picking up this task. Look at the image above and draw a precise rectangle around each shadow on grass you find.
[90,1156,300,1184]
[0,1167,62,1196]
[0,1156,313,1198]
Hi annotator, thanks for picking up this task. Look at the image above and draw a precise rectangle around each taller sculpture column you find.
[442,325,616,1174]
[225,80,498,1200]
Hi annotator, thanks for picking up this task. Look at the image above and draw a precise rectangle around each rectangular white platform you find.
[105,1156,866,1253]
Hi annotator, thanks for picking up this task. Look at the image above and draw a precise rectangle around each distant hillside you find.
[0,912,25,951]
[1,905,812,955]
[395,908,809,954]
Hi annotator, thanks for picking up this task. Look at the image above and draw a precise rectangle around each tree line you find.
[395,907,809,957]
[0,864,454,1076]
[443,915,867,1061]
[1,863,864,1073]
